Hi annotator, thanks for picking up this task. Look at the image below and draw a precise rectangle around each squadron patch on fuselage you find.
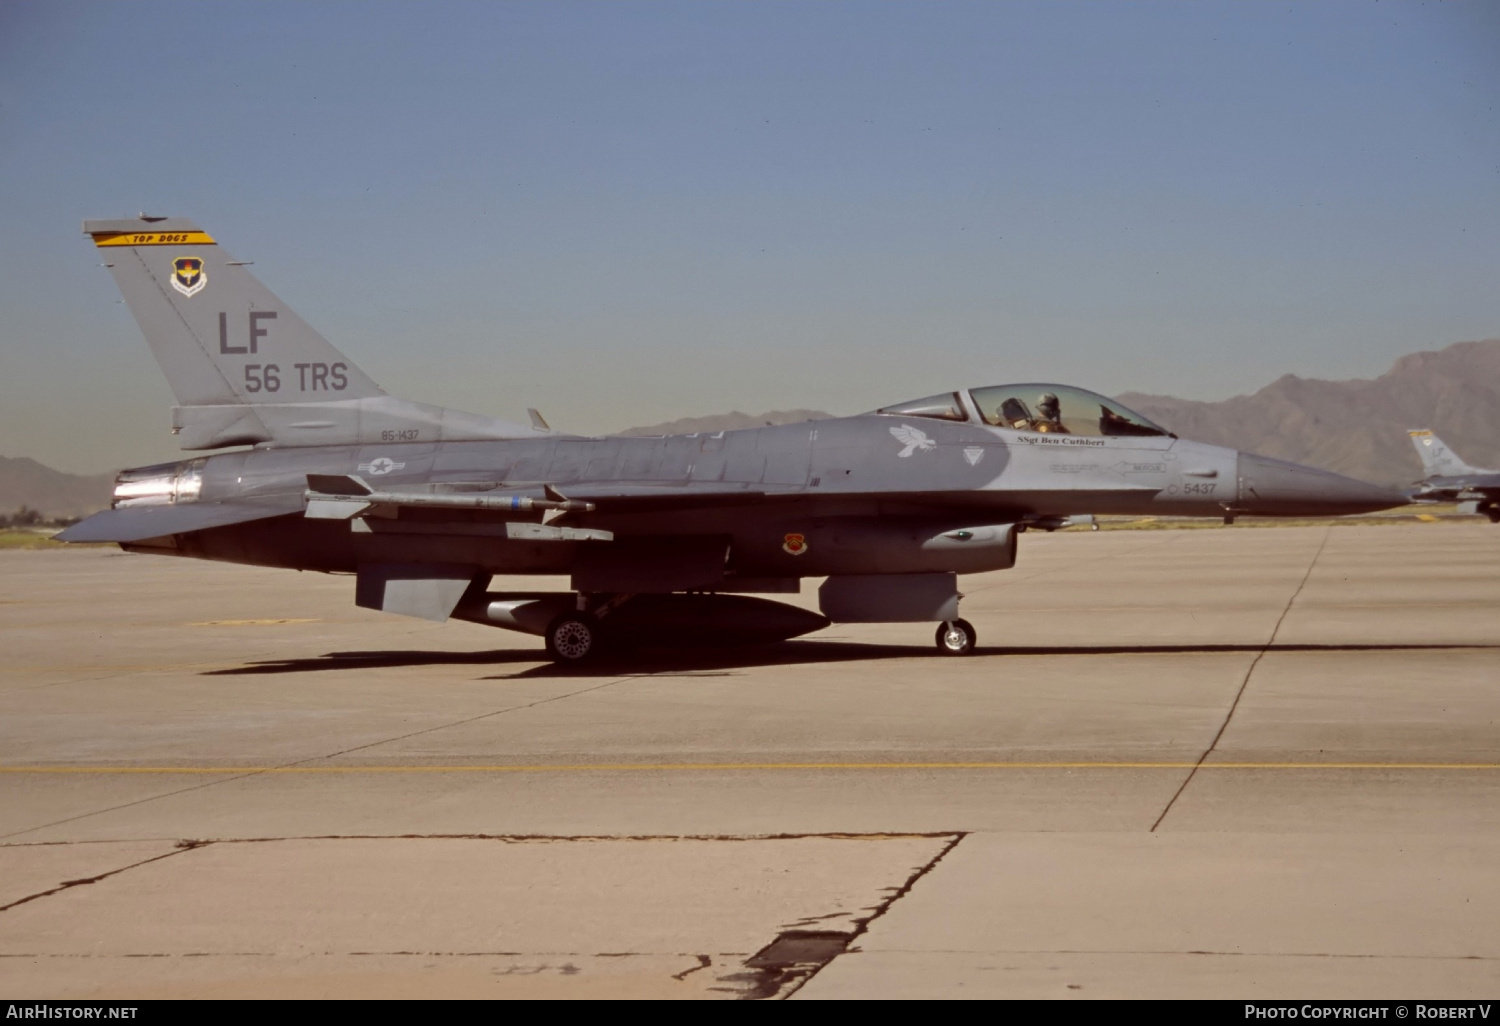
[782,532,808,555]
[170,256,206,298]
[890,424,936,458]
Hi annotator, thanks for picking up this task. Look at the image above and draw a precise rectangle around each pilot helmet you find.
[1038,391,1060,416]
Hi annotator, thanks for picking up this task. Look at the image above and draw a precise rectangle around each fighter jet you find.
[1406,430,1500,522]
[59,217,1404,662]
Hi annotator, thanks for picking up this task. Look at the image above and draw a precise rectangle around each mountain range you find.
[5,338,1497,516]
[0,457,114,519]
[1116,338,1500,486]
[619,409,835,437]
[622,339,1500,486]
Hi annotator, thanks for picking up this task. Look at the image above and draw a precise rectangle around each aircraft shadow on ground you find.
[203,641,916,677]
[201,640,1497,678]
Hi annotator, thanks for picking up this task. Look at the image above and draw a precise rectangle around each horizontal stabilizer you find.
[56,502,296,543]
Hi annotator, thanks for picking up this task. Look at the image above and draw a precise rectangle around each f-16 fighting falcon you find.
[1407,430,1500,523]
[60,217,1404,662]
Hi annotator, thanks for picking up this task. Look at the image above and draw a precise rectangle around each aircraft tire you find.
[545,612,603,664]
[935,618,977,656]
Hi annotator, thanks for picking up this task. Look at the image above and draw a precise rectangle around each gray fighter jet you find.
[60,217,1403,662]
[1406,430,1500,522]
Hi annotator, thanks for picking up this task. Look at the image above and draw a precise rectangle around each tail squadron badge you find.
[170,256,206,298]
[782,532,808,556]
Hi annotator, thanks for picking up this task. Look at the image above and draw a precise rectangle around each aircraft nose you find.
[1236,452,1405,516]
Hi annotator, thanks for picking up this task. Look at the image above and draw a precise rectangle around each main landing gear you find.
[935,618,977,656]
[544,611,602,664]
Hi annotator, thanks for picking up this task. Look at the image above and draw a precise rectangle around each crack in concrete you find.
[0,840,209,913]
[0,771,267,843]
[0,838,190,848]
[1150,527,1331,833]
[672,954,713,980]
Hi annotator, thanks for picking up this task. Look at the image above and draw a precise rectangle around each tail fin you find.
[87,217,384,406]
[1408,430,1487,477]
[86,216,537,449]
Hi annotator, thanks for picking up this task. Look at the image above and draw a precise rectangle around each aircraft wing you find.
[56,501,300,543]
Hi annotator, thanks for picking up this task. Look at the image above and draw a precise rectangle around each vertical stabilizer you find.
[86,217,384,406]
[85,216,540,449]
[1408,430,1488,477]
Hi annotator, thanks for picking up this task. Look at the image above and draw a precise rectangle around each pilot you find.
[1034,392,1069,433]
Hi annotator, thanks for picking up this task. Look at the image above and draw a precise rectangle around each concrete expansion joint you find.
[27,830,964,845]
[0,832,967,999]
[0,830,967,998]
[775,831,968,1000]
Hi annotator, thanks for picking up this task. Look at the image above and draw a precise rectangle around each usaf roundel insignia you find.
[170,256,206,298]
[782,532,808,556]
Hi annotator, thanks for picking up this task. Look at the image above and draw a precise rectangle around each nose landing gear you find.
[935,618,977,656]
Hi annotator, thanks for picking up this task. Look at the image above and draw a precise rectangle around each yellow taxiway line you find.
[1,762,1498,774]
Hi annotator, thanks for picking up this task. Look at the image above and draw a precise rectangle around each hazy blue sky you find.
[2,0,1498,473]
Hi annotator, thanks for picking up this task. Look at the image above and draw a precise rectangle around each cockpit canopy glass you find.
[969,384,1169,438]
[874,392,967,422]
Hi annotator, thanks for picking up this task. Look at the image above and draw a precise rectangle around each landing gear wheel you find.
[936,618,977,656]
[1488,507,1500,524]
[545,612,602,664]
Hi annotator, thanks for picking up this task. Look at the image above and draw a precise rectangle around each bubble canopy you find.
[876,384,1171,439]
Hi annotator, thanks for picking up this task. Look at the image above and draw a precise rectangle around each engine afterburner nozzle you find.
[1235,452,1405,517]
